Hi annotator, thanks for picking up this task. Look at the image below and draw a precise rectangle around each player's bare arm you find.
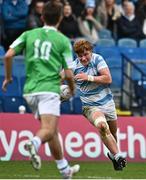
[94,67,112,84]
[64,69,75,96]
[2,48,15,92]
[74,67,112,84]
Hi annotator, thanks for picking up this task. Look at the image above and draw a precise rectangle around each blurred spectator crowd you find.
[0,0,146,51]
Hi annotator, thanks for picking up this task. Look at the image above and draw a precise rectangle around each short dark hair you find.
[42,0,63,25]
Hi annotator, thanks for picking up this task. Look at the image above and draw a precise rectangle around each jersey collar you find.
[43,25,57,31]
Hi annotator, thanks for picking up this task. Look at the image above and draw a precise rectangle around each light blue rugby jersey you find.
[72,53,114,106]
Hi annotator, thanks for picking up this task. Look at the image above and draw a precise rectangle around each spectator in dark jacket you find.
[116,1,145,41]
[68,0,86,18]
[58,2,81,39]
[135,0,146,36]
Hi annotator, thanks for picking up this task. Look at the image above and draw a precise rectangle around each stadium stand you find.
[137,64,146,74]
[95,38,116,47]
[98,29,112,39]
[61,100,72,114]
[119,47,146,61]
[117,38,137,48]
[0,75,21,96]
[110,66,122,89]
[139,39,146,48]
[0,96,3,112]
[20,76,26,95]
[121,53,146,115]
[93,46,122,90]
[0,59,4,76]
[0,45,5,56]
[12,59,25,79]
[3,96,31,113]
[106,56,122,68]
[2,96,24,113]
[1,95,31,113]
[13,55,25,63]
[72,97,82,114]
[93,46,121,59]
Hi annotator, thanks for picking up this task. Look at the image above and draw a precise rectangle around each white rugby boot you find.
[25,140,41,170]
[61,164,80,179]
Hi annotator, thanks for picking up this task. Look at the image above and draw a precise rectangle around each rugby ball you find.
[60,84,71,101]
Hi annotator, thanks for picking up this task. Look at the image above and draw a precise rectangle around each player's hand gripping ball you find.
[60,84,71,101]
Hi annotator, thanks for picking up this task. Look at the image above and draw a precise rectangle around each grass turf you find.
[0,161,146,179]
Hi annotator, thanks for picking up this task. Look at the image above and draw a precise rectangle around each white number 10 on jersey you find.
[34,39,52,61]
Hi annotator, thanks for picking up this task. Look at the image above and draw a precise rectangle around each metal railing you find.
[120,54,146,115]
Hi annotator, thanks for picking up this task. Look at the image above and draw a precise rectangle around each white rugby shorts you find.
[23,92,61,118]
[83,100,117,122]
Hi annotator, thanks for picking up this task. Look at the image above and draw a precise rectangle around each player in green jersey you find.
[2,1,80,179]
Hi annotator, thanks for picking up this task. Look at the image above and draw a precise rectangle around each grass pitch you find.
[0,161,146,179]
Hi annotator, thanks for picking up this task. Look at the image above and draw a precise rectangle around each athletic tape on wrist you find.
[88,75,94,82]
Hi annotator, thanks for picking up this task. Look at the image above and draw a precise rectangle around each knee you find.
[96,121,110,138]
[97,121,106,128]
[94,117,110,138]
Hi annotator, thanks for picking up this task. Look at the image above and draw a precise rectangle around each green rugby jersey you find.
[10,26,73,95]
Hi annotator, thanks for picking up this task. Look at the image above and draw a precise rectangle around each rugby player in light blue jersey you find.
[72,39,127,171]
